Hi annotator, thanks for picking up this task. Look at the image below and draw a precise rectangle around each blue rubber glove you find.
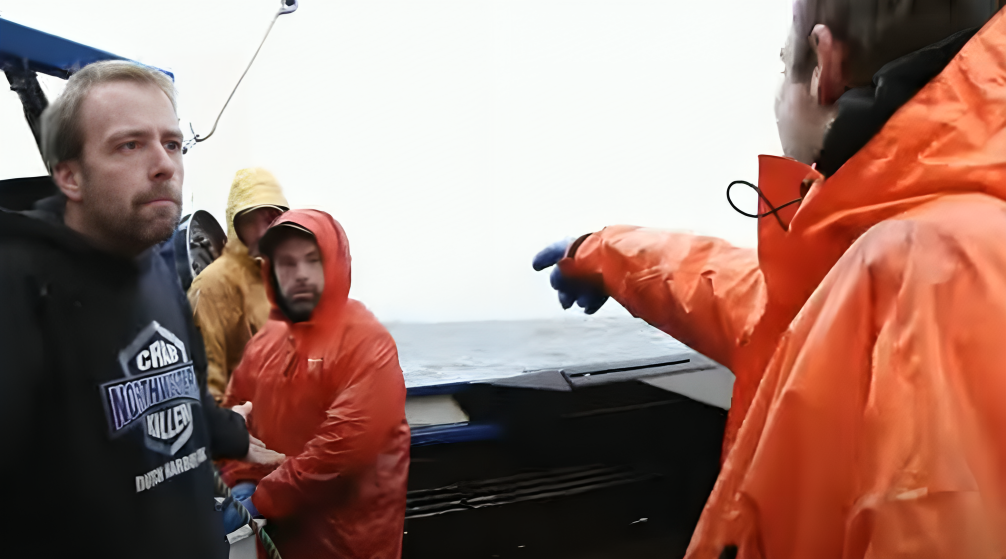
[218,482,261,535]
[532,238,608,315]
[236,494,262,520]
[220,497,244,534]
[231,481,257,501]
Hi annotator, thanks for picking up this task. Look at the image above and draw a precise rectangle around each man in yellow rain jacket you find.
[534,1,1006,556]
[188,168,288,402]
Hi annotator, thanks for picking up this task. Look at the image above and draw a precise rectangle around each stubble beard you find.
[81,167,182,255]
[775,75,838,167]
[282,291,321,323]
[775,21,839,168]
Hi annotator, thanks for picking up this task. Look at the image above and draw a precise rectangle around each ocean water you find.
[385,315,690,388]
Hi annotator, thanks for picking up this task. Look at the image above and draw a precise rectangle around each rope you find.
[725,179,803,232]
[212,467,283,559]
[183,10,282,154]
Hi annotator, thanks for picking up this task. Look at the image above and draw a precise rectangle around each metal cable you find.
[183,11,281,153]
[212,467,282,559]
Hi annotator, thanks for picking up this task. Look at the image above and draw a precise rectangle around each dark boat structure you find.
[392,318,730,558]
[2,16,732,558]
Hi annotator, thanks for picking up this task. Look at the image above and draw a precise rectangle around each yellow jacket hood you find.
[224,167,289,259]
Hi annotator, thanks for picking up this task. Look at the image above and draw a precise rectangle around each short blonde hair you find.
[40,60,177,169]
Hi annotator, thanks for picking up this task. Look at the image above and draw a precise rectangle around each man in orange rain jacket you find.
[534,1,1006,557]
[218,209,410,559]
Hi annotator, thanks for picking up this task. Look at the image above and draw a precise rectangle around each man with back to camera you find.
[533,1,1006,557]
[188,167,289,403]
[218,209,411,559]
[0,60,281,557]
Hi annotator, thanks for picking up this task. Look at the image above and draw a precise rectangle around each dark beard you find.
[284,306,314,323]
[81,169,182,253]
[90,199,181,253]
[280,292,320,323]
[774,78,837,166]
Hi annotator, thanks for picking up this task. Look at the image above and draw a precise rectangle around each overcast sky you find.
[1,0,792,323]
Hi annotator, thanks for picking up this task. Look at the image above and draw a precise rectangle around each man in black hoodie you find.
[0,60,253,557]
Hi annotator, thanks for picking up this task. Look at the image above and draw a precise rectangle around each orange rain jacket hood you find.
[188,168,289,401]
[561,13,1006,558]
[219,210,410,559]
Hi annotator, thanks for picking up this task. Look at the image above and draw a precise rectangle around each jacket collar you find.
[756,12,1006,312]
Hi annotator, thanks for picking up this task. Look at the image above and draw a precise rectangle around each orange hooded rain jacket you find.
[560,13,1006,558]
[219,210,410,559]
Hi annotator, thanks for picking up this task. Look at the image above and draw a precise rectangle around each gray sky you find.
[1,0,791,322]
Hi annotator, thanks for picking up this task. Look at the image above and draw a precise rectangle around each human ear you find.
[52,160,84,202]
[809,24,847,105]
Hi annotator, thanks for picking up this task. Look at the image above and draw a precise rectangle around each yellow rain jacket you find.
[188,168,288,401]
[560,13,1006,558]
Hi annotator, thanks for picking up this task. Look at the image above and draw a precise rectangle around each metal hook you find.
[183,2,295,153]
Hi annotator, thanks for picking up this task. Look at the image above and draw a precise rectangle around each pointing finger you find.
[532,239,573,271]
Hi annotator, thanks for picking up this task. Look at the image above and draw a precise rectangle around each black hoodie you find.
[0,195,248,558]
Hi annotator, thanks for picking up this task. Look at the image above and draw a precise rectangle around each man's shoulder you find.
[235,319,289,367]
[188,253,247,296]
[851,193,1006,276]
[335,300,399,363]
[342,300,392,336]
[0,208,50,244]
[872,192,1006,240]
[246,319,288,350]
[0,210,75,275]
[191,251,242,281]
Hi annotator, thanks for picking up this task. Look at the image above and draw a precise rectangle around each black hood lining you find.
[815,26,980,177]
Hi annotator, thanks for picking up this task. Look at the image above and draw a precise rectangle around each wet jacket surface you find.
[188,168,288,401]
[561,14,1006,558]
[0,196,248,559]
[220,210,410,559]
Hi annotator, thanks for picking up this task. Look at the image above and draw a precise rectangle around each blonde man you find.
[0,60,248,558]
